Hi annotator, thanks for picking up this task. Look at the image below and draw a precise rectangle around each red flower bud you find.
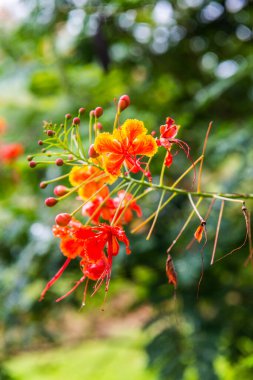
[27,155,33,161]
[79,107,85,114]
[40,181,47,189]
[118,95,130,111]
[151,131,156,136]
[55,158,64,166]
[45,197,58,207]
[65,113,72,119]
[47,130,55,137]
[29,161,37,168]
[94,107,103,118]
[88,144,99,158]
[54,185,69,196]
[94,122,103,131]
[55,213,72,226]
[73,117,80,125]
[38,140,43,145]
[90,110,95,117]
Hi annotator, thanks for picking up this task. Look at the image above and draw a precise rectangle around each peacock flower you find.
[157,117,190,168]
[40,221,131,302]
[93,119,157,179]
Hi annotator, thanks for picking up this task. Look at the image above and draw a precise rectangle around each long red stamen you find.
[39,257,71,301]
[55,275,86,302]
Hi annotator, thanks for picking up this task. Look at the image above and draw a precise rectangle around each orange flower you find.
[94,119,157,179]
[69,165,110,200]
[82,190,142,225]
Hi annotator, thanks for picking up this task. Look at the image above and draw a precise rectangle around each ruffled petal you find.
[131,135,158,157]
[94,132,123,154]
[121,119,147,144]
[104,153,125,176]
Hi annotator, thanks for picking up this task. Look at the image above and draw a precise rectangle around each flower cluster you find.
[29,95,189,305]
[28,94,195,305]
[29,94,250,306]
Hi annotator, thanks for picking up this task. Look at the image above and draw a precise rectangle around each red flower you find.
[40,221,131,303]
[157,117,190,168]
[0,143,24,163]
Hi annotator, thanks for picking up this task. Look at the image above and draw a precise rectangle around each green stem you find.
[122,177,253,200]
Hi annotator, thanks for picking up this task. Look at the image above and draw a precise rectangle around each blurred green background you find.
[0,1,253,379]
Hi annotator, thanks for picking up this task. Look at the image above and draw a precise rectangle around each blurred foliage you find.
[0,0,253,379]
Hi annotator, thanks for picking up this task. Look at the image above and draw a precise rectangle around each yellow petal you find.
[121,119,147,143]
[130,135,158,157]
[94,132,122,154]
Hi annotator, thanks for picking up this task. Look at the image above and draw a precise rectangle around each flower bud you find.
[94,107,103,118]
[45,197,58,207]
[79,107,85,114]
[40,181,47,189]
[54,185,69,196]
[65,113,72,119]
[118,95,130,111]
[88,144,99,158]
[151,131,156,136]
[38,140,43,145]
[27,155,33,161]
[68,154,74,161]
[55,213,72,226]
[55,158,64,166]
[47,130,55,137]
[90,110,95,117]
[73,117,80,125]
[29,161,37,168]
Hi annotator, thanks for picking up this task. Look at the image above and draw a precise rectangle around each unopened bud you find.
[118,95,130,112]
[38,140,43,145]
[47,130,55,137]
[73,117,80,125]
[94,107,103,118]
[29,161,37,168]
[27,155,33,161]
[55,158,64,166]
[65,113,71,119]
[55,213,72,226]
[90,110,95,117]
[88,144,99,158]
[94,122,103,131]
[68,154,74,161]
[45,197,58,207]
[40,181,47,189]
[54,185,69,196]
[79,107,85,114]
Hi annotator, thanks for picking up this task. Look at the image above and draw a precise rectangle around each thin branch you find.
[197,121,213,192]
[210,200,224,265]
